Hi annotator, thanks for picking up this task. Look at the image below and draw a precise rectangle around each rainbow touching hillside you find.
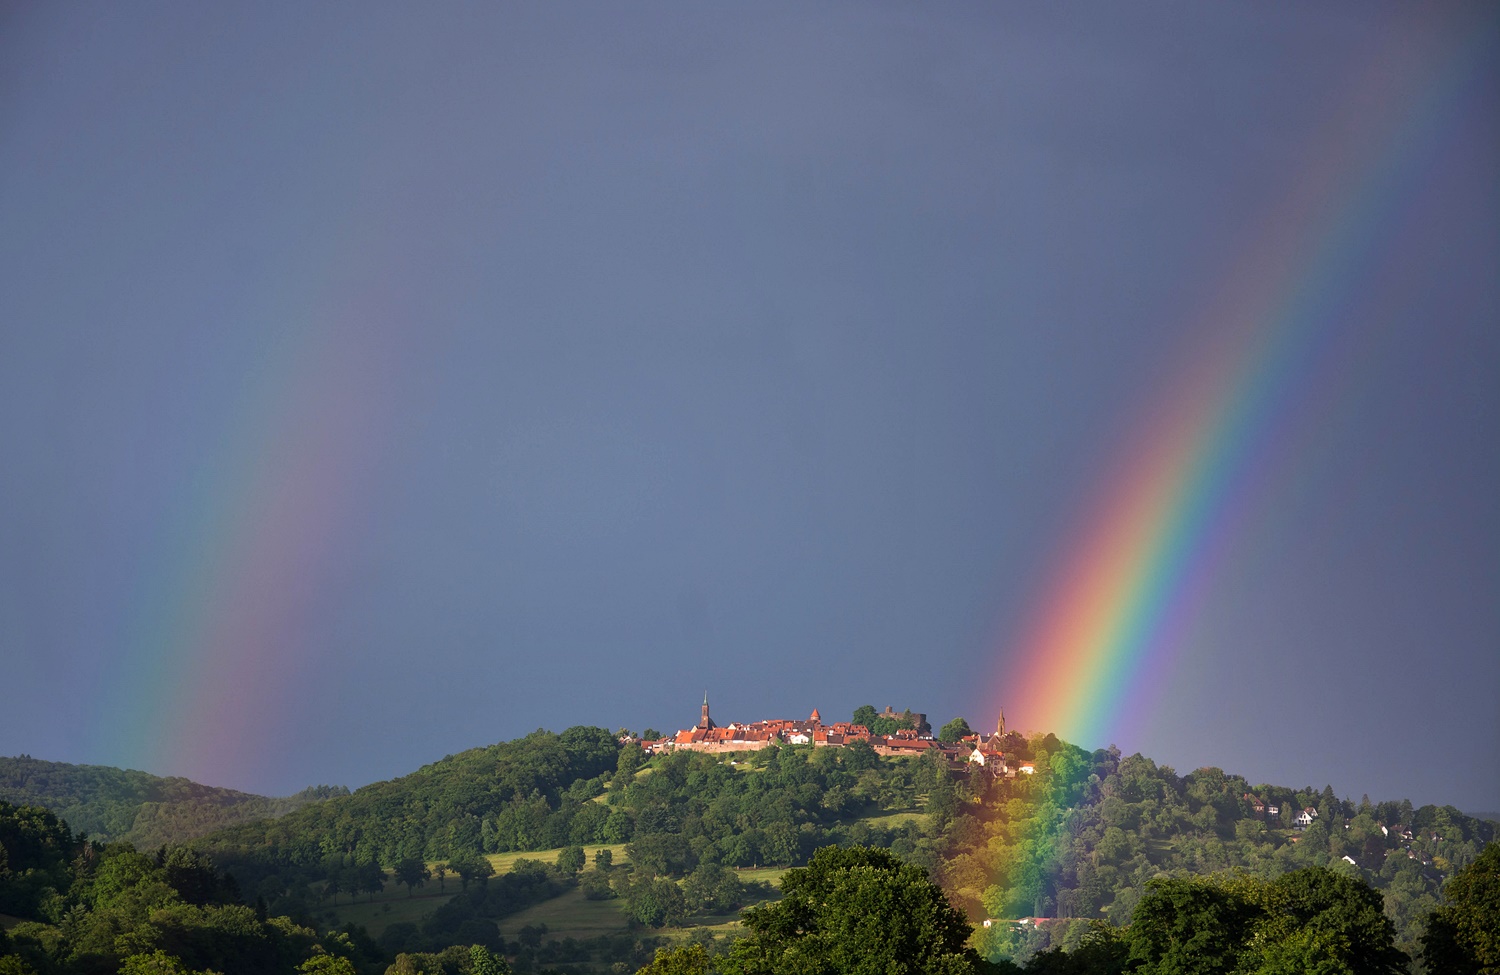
[995,17,1497,753]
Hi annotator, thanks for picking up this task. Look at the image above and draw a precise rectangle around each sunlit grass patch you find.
[481,843,629,875]
[496,885,630,940]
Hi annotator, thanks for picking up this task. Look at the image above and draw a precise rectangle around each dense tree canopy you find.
[726,845,984,975]
[4,725,1491,975]
[0,756,345,848]
[1119,869,1405,975]
[939,718,974,743]
[1422,841,1500,974]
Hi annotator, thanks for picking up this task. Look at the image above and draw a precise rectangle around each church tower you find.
[995,708,1006,736]
[697,692,716,731]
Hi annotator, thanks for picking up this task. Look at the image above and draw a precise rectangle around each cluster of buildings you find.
[637,696,1034,778]
[1241,794,1338,832]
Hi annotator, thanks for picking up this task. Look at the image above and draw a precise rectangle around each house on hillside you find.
[1294,807,1318,829]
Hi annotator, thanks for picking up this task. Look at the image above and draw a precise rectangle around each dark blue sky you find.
[2,3,1496,811]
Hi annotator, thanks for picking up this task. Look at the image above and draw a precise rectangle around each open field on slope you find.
[325,887,452,936]
[496,866,785,946]
[322,822,888,939]
[496,887,629,940]
[323,844,631,935]
[480,843,630,875]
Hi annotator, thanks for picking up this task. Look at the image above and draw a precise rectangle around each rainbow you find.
[1001,15,1497,751]
[86,207,416,790]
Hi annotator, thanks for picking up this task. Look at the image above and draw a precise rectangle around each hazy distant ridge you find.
[0,755,347,848]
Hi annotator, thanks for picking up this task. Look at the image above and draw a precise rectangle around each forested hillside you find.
[0,756,346,849]
[930,732,1493,961]
[3,725,1493,974]
[188,724,1491,966]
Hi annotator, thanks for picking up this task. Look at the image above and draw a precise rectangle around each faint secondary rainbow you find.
[1001,16,1497,750]
[85,161,419,789]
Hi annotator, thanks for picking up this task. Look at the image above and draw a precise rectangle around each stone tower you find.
[697,692,716,731]
[995,709,1006,736]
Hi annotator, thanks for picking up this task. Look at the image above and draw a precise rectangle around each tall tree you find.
[939,718,974,743]
[557,845,586,875]
[725,845,983,975]
[636,943,712,975]
[1423,842,1500,974]
[1125,877,1263,975]
[393,858,430,897]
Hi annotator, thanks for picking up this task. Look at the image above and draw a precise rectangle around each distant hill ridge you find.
[0,754,347,848]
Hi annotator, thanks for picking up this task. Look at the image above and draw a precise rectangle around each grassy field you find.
[324,844,632,936]
[496,866,785,945]
[327,886,453,936]
[322,835,818,942]
[496,886,629,940]
[855,809,924,828]
[480,843,630,875]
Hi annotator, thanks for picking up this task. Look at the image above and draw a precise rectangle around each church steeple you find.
[698,692,716,730]
[995,708,1006,736]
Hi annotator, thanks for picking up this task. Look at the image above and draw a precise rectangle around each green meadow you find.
[322,842,790,942]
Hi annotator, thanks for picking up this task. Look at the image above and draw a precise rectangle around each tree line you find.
[5,721,1496,973]
[0,756,346,850]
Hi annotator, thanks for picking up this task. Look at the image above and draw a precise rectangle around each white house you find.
[1293,807,1318,829]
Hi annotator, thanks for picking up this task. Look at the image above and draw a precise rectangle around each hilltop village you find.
[634,697,1034,777]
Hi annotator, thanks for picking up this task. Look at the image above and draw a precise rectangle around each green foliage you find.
[636,943,711,975]
[1422,841,1500,974]
[0,800,79,917]
[556,845,586,876]
[468,943,512,975]
[0,755,344,848]
[621,875,688,928]
[394,857,430,896]
[1114,869,1404,975]
[726,845,984,975]
[0,828,357,975]
[616,744,645,790]
[1124,877,1261,975]
[193,726,620,893]
[8,727,1490,975]
[939,718,974,743]
[119,950,194,975]
[298,951,357,975]
[946,746,1492,964]
[448,856,494,890]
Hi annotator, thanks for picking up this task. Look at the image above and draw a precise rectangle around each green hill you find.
[4,727,1493,972]
[0,754,346,848]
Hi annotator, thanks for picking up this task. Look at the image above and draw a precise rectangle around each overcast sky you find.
[2,2,1496,812]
